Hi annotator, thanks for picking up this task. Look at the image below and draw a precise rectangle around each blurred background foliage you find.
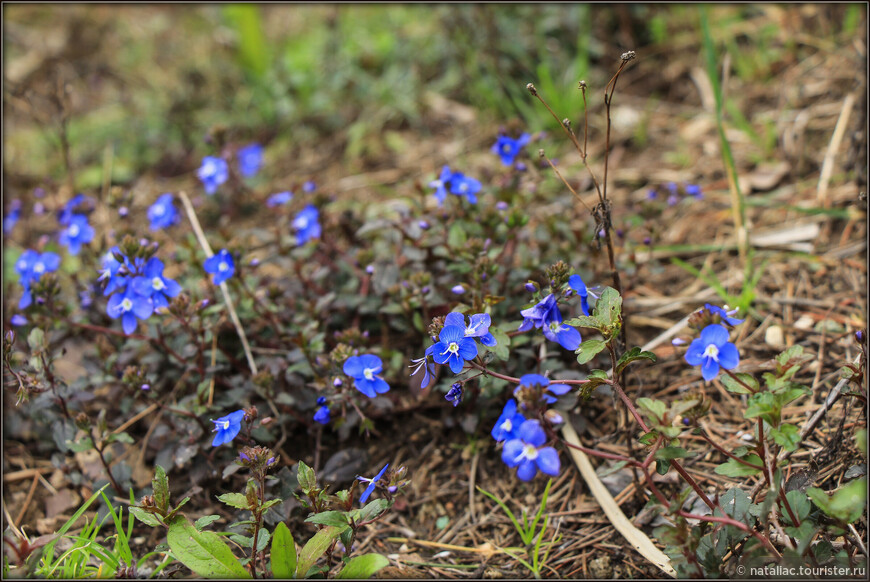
[3,3,864,190]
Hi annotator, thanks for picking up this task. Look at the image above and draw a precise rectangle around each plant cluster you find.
[3,45,866,580]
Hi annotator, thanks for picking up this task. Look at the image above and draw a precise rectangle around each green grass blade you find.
[41,483,110,568]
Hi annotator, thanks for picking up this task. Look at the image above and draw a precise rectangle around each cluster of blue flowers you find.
[100,247,181,334]
[410,312,497,390]
[293,205,321,245]
[196,142,264,195]
[15,250,61,309]
[490,374,567,481]
[647,182,703,206]
[429,165,482,206]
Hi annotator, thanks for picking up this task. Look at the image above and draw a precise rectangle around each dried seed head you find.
[526,83,537,96]
[562,118,572,129]
[538,149,545,158]
[578,80,587,89]
[621,51,636,62]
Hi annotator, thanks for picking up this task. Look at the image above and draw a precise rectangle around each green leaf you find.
[720,372,758,394]
[27,327,45,351]
[168,496,190,519]
[230,530,270,552]
[637,398,666,424]
[153,465,170,514]
[297,525,347,578]
[714,456,763,477]
[194,515,221,530]
[107,431,135,445]
[563,315,601,330]
[358,498,390,523]
[304,510,349,528]
[270,522,297,579]
[615,347,656,375]
[770,424,801,452]
[447,223,467,248]
[583,369,610,391]
[575,339,606,365]
[638,431,658,446]
[717,488,751,523]
[166,515,251,578]
[337,554,390,579]
[489,326,510,361]
[784,490,811,525]
[296,461,316,492]
[806,479,866,524]
[655,446,692,460]
[655,459,670,475]
[594,287,622,331]
[261,498,283,512]
[129,506,162,528]
[218,492,252,510]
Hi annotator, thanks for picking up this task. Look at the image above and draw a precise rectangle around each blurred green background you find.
[3,3,864,190]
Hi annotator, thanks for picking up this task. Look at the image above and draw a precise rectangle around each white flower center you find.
[363,367,377,381]
[443,341,460,355]
[218,261,228,272]
[458,183,468,192]
[69,224,80,237]
[500,418,513,433]
[522,443,539,461]
[295,216,309,229]
[152,205,165,217]
[222,420,230,430]
[152,277,165,291]
[33,262,45,274]
[703,344,720,361]
[121,298,133,312]
[548,321,562,332]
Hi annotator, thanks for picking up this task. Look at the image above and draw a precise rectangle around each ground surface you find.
[3,4,867,579]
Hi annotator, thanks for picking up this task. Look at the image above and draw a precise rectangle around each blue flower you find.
[148,194,180,231]
[518,293,560,332]
[98,247,128,296]
[568,274,595,316]
[444,312,497,347]
[343,354,390,398]
[543,316,582,351]
[431,325,478,374]
[358,463,389,503]
[58,214,95,255]
[11,314,27,326]
[514,374,571,405]
[107,285,154,335]
[429,165,453,206]
[502,420,560,481]
[131,257,182,309]
[293,205,321,245]
[303,181,317,193]
[266,191,293,207]
[491,133,531,166]
[409,347,437,390]
[704,304,744,327]
[685,184,703,199]
[449,172,481,204]
[684,324,740,381]
[57,194,92,226]
[204,249,235,285]
[4,199,21,234]
[491,399,525,442]
[197,156,229,195]
[237,143,263,177]
[445,383,463,407]
[211,409,246,446]
[15,250,61,309]
[313,397,331,424]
